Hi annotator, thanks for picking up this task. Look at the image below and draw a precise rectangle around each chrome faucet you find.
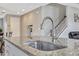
[40,17,54,42]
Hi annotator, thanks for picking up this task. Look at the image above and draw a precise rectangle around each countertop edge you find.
[4,39,35,56]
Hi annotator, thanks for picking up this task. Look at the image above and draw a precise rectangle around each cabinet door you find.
[6,15,21,40]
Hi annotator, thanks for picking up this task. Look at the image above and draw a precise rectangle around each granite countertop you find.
[5,36,79,56]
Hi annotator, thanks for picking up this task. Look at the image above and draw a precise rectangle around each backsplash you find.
[59,7,79,38]
[74,13,79,22]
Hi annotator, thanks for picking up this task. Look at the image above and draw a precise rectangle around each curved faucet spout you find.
[40,17,54,42]
[41,17,54,30]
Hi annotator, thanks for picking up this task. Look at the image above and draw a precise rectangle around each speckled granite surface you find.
[6,37,79,56]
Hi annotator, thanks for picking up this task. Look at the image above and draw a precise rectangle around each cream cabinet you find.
[6,15,21,40]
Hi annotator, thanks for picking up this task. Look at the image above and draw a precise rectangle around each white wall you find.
[3,15,8,38]
[59,6,79,38]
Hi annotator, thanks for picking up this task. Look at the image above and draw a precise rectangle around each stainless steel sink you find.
[24,40,67,51]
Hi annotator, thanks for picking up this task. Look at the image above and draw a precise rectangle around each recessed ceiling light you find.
[22,9,25,11]
[17,12,20,14]
[2,10,6,13]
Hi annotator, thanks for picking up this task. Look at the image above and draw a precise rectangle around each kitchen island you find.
[4,36,79,56]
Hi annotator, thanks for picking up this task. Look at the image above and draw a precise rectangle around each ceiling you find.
[60,3,79,9]
[0,3,79,16]
[0,3,48,15]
